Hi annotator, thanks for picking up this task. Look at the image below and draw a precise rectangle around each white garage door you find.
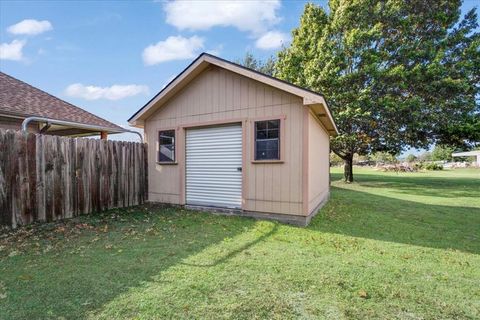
[186,124,243,209]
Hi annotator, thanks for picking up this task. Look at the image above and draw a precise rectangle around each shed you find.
[0,72,124,138]
[129,53,338,225]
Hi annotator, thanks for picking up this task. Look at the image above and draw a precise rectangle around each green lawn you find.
[1,168,479,319]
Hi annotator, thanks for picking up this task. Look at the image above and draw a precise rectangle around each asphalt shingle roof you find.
[0,72,122,131]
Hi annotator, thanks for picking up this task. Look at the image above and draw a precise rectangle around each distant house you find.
[0,72,124,138]
[128,53,338,225]
[452,150,480,166]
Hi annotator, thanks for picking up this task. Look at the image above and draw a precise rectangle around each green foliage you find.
[235,52,276,76]
[370,151,398,164]
[1,169,479,319]
[415,162,444,170]
[276,1,480,181]
[329,151,343,166]
[353,153,369,164]
[425,162,444,170]
[418,151,432,161]
[406,154,417,162]
[437,114,480,149]
[431,145,455,161]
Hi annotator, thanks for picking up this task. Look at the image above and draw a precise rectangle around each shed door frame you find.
[180,119,247,209]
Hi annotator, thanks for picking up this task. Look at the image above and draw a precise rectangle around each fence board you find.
[0,129,147,227]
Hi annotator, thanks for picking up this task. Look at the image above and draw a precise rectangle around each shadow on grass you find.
[181,223,278,267]
[309,178,480,254]
[0,207,260,320]
[2,171,479,319]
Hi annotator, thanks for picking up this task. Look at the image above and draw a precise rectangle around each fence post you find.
[0,129,148,228]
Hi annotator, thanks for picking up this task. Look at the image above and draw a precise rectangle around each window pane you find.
[267,119,279,129]
[255,142,268,160]
[256,129,267,139]
[267,128,279,139]
[159,145,174,161]
[255,139,279,160]
[254,119,280,160]
[266,149,279,159]
[256,121,267,131]
[159,136,172,145]
[265,139,278,151]
[159,130,175,162]
[159,130,174,144]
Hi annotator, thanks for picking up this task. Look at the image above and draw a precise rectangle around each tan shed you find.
[128,53,338,226]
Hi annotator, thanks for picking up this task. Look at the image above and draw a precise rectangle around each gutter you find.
[21,116,143,143]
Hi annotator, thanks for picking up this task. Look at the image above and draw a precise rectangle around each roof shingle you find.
[0,72,122,131]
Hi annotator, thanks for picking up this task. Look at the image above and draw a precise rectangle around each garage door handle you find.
[237,167,242,172]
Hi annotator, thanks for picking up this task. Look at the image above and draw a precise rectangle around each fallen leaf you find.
[358,289,369,299]
[18,274,33,281]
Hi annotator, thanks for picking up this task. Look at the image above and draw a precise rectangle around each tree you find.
[370,152,397,164]
[431,145,455,161]
[437,114,480,150]
[235,52,276,76]
[406,154,417,163]
[329,152,343,166]
[276,1,479,182]
[418,151,432,162]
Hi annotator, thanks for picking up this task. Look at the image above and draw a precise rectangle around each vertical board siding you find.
[147,66,305,216]
[307,112,330,213]
[0,130,148,228]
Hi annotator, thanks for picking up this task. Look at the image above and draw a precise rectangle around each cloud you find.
[255,31,290,50]
[0,40,26,61]
[7,19,53,35]
[65,83,149,100]
[206,44,224,57]
[163,0,281,35]
[142,35,204,65]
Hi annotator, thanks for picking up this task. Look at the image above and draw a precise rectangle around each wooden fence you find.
[0,130,148,228]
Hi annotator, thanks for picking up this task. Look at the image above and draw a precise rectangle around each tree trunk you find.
[344,155,354,183]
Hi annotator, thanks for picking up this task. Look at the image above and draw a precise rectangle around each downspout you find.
[21,116,143,143]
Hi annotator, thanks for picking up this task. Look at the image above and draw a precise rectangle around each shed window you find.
[255,119,280,160]
[158,130,175,162]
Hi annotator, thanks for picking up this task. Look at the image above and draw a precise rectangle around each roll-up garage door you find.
[186,124,242,208]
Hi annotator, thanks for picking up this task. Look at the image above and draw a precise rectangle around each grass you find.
[0,167,479,319]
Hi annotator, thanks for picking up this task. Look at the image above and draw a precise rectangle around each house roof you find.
[452,151,480,157]
[128,53,338,135]
[0,71,123,132]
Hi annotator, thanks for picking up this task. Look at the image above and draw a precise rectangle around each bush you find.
[425,162,444,170]
[413,162,444,170]
[406,154,417,163]
[431,145,455,161]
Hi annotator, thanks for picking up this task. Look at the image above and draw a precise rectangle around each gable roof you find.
[0,72,123,132]
[128,53,338,134]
